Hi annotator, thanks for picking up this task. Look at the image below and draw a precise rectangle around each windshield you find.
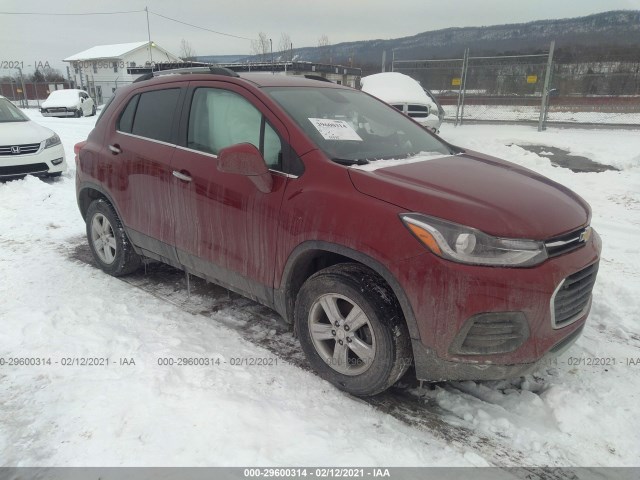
[0,99,29,122]
[264,86,451,164]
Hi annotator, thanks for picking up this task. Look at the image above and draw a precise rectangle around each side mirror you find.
[217,143,273,193]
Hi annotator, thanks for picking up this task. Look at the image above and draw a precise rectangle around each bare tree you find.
[278,33,292,61]
[318,34,331,63]
[179,39,197,61]
[41,67,65,82]
[251,32,270,63]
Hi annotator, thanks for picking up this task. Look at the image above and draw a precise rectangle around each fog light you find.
[450,312,529,355]
[52,158,63,165]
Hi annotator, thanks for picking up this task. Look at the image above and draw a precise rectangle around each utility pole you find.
[381,50,386,72]
[145,7,153,64]
[270,38,274,74]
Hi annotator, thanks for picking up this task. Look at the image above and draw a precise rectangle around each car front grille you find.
[551,262,599,328]
[0,143,42,156]
[545,226,591,257]
[0,163,49,177]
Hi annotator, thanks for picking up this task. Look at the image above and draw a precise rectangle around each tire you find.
[295,263,412,396]
[86,199,141,276]
[46,172,62,178]
[76,108,83,118]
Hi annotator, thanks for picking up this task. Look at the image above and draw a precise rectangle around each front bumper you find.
[393,230,601,382]
[41,110,78,117]
[0,143,67,178]
[411,324,584,382]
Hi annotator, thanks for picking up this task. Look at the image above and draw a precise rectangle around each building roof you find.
[64,41,152,61]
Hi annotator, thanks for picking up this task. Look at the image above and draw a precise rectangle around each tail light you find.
[74,141,87,165]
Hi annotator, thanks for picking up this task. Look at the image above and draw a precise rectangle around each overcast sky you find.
[2,0,639,74]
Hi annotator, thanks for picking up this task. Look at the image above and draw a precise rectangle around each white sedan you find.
[40,89,96,118]
[0,96,67,179]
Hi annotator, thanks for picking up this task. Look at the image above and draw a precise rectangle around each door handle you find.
[108,144,122,155]
[173,170,192,182]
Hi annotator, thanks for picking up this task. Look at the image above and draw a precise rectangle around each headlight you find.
[44,133,61,149]
[401,213,548,267]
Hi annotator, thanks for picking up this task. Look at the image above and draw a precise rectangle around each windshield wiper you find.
[331,157,369,166]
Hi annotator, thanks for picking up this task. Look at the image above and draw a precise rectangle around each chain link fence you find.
[393,44,640,128]
[0,76,131,108]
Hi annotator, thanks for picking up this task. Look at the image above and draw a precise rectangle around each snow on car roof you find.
[47,90,83,101]
[64,41,149,61]
[361,72,433,106]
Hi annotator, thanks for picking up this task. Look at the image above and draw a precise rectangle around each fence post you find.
[538,40,555,131]
[455,48,469,126]
[460,48,470,125]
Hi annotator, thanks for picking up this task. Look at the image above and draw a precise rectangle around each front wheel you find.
[295,263,412,396]
[86,199,141,276]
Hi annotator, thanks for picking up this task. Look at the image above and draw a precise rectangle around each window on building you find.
[113,62,118,73]
[93,62,97,74]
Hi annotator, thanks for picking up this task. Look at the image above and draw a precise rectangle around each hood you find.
[348,151,590,240]
[0,120,54,145]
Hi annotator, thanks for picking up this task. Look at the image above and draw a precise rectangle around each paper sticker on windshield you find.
[308,118,362,141]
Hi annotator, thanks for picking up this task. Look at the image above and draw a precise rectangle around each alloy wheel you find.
[90,213,117,264]
[308,293,376,376]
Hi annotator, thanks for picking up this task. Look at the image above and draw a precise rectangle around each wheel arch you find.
[276,241,420,340]
[77,182,122,222]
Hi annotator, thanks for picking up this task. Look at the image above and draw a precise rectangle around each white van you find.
[361,72,444,133]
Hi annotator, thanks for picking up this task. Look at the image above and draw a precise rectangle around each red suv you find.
[75,68,601,396]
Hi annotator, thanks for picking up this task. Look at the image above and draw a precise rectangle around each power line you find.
[149,11,253,41]
[0,8,253,42]
[0,10,145,15]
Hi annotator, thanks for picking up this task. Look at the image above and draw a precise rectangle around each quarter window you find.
[117,94,139,133]
[187,88,282,169]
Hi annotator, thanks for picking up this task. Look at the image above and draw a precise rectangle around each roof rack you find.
[134,66,239,83]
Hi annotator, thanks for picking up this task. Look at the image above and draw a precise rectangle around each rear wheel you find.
[86,199,141,276]
[76,107,83,118]
[295,263,412,396]
[91,105,97,116]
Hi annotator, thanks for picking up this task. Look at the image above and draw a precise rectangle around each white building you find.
[63,41,181,104]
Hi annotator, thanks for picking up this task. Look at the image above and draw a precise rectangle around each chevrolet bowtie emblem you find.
[579,226,592,243]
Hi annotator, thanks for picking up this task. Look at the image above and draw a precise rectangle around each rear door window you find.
[130,88,181,143]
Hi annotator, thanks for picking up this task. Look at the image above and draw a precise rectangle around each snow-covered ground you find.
[1,110,639,468]
[442,104,640,125]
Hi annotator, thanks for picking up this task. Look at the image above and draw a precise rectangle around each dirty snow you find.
[1,111,639,467]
